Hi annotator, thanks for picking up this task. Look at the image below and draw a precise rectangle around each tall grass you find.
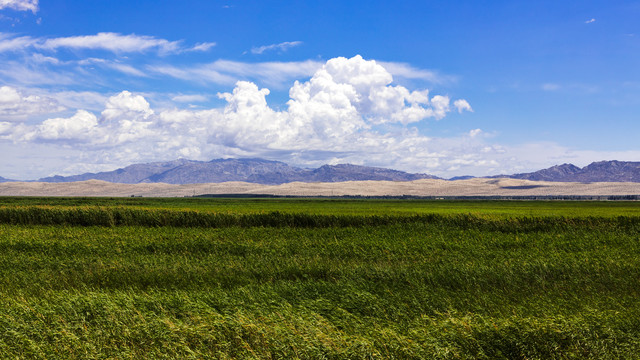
[0,198,639,358]
[1,205,639,233]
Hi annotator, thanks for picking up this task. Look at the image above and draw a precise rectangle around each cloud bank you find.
[10,55,628,179]
[2,54,636,179]
[1,55,486,177]
[0,86,65,120]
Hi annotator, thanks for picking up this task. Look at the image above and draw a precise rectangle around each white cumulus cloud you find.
[0,86,65,120]
[33,110,99,141]
[7,56,482,177]
[101,91,154,120]
[287,55,460,125]
[26,91,155,146]
[0,0,38,13]
[454,99,473,113]
[0,121,13,136]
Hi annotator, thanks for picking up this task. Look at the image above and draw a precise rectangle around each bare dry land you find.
[1,178,639,197]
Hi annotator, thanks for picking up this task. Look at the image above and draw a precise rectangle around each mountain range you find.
[36,158,440,185]
[492,161,640,182]
[2,159,639,184]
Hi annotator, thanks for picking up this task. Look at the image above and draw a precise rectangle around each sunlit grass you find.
[0,197,639,358]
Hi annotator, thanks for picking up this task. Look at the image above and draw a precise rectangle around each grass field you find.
[1,198,639,359]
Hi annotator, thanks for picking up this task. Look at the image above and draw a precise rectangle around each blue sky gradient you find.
[0,0,638,179]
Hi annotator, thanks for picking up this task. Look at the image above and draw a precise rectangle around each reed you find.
[0,198,639,358]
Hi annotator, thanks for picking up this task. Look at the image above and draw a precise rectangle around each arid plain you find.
[1,178,639,197]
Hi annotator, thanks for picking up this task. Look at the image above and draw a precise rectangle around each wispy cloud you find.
[0,60,79,85]
[148,59,322,88]
[0,32,214,55]
[0,53,153,89]
[541,82,598,94]
[210,59,320,84]
[147,64,238,86]
[0,0,38,13]
[148,59,458,89]
[103,62,149,77]
[0,33,37,52]
[187,42,216,52]
[542,83,560,91]
[40,33,182,54]
[0,34,458,91]
[378,61,457,84]
[585,18,596,24]
[77,58,148,77]
[251,41,302,55]
[171,94,209,103]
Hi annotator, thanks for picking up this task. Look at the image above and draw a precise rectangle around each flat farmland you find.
[1,198,639,359]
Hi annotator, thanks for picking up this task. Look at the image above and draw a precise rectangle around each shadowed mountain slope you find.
[37,158,440,185]
[308,164,439,182]
[39,159,195,184]
[26,159,640,185]
[501,161,640,182]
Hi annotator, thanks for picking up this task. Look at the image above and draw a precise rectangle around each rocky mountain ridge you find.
[35,158,440,185]
[495,161,640,182]
[2,159,639,184]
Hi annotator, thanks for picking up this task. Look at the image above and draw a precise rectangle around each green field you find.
[1,198,639,359]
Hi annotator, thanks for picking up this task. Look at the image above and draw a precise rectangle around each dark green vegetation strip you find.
[2,196,640,217]
[1,205,640,234]
[1,198,639,359]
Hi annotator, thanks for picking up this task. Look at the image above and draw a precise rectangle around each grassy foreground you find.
[0,198,639,359]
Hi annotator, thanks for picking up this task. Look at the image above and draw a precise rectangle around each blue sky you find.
[0,0,639,180]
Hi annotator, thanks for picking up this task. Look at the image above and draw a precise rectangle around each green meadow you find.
[1,198,639,359]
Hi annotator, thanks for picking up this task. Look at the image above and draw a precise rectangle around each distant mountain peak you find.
[35,158,440,185]
[0,176,15,183]
[501,160,640,182]
[6,159,639,185]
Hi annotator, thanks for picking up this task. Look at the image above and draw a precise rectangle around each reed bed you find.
[0,198,639,358]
